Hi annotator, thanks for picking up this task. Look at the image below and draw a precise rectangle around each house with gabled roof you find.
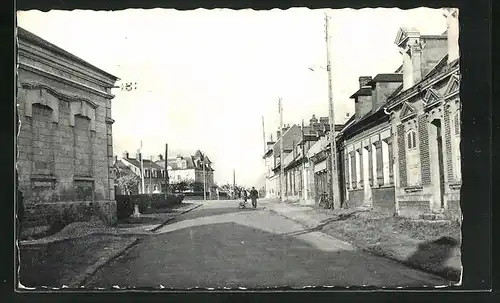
[118,152,167,194]
[384,8,461,220]
[156,150,215,195]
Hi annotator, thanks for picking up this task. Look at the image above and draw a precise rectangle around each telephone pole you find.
[262,116,267,195]
[164,143,170,193]
[325,12,340,209]
[279,97,285,202]
[233,169,236,199]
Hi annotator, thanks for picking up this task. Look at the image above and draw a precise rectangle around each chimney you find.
[359,76,372,88]
[395,28,422,90]
[136,152,142,162]
[309,114,318,126]
[370,74,404,110]
[277,129,281,139]
[123,151,129,159]
[395,27,448,90]
[114,155,118,163]
[159,154,164,161]
[445,8,459,63]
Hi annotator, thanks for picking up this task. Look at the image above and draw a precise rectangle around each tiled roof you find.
[366,73,403,85]
[350,87,372,99]
[124,158,164,170]
[425,54,449,79]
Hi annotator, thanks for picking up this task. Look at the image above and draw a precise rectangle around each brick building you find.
[16,28,119,227]
[385,8,461,219]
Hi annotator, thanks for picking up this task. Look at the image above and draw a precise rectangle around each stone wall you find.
[398,200,431,219]
[16,28,118,228]
[347,189,364,208]
[23,200,117,228]
[371,186,396,216]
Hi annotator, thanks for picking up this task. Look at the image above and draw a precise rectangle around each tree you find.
[171,181,189,193]
[114,165,140,195]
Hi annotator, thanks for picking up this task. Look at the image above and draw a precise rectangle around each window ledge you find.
[404,185,423,193]
[449,182,461,190]
[74,176,94,182]
[31,174,57,181]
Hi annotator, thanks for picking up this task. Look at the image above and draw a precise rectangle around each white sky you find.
[17,7,446,187]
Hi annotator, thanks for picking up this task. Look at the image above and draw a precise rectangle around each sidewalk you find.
[18,202,202,289]
[20,202,202,246]
[267,202,462,283]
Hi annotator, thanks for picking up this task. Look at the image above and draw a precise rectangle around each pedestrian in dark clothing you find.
[243,189,248,202]
[250,187,258,209]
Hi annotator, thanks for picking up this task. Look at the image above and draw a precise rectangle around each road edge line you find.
[150,203,203,233]
[72,237,142,288]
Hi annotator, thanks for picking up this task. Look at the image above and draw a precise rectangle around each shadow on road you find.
[85,222,451,289]
[405,236,461,282]
[279,211,362,237]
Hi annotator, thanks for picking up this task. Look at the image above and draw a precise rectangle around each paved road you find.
[85,199,450,289]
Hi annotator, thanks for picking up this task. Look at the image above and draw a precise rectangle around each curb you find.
[72,237,142,288]
[268,207,460,283]
[151,203,203,233]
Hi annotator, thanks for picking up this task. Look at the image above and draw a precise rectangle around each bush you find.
[116,194,185,219]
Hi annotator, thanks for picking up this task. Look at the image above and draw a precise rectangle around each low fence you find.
[116,193,184,220]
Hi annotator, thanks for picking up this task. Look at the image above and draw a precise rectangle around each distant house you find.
[156,150,215,196]
[118,152,166,194]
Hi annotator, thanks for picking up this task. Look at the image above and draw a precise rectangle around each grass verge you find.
[321,212,462,282]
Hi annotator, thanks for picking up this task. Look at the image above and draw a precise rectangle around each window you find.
[144,169,149,178]
[406,128,421,186]
[406,130,417,150]
[161,169,165,178]
[152,169,157,178]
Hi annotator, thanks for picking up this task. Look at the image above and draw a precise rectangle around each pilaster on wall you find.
[357,148,364,189]
[443,105,454,183]
[418,115,432,185]
[374,141,383,186]
[396,124,407,187]
[367,145,373,187]
[350,151,357,189]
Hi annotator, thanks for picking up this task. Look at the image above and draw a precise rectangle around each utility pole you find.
[149,155,153,192]
[325,11,340,209]
[164,143,170,193]
[279,97,285,203]
[203,156,207,201]
[262,116,266,154]
[139,141,145,194]
[233,169,236,199]
[262,116,267,196]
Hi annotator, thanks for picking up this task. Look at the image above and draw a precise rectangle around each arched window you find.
[406,130,417,150]
[406,128,421,186]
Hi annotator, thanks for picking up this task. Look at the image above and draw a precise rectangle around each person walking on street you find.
[243,189,248,203]
[250,187,259,209]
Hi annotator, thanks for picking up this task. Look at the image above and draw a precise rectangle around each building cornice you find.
[18,47,116,89]
[387,65,459,111]
[20,80,98,108]
[17,28,119,83]
[18,62,116,99]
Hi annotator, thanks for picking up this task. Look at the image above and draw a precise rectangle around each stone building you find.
[385,8,461,220]
[16,27,119,228]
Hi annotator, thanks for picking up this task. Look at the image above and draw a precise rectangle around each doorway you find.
[431,119,445,209]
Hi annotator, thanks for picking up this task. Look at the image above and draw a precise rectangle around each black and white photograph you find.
[15,6,466,290]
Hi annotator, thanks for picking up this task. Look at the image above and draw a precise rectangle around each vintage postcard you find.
[15,7,462,290]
